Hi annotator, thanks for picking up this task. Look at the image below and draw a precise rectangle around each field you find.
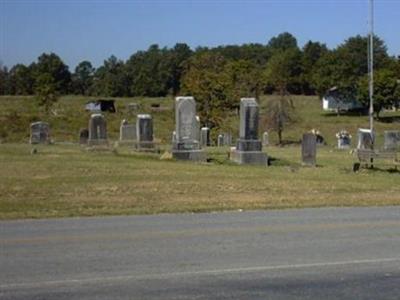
[0,95,399,220]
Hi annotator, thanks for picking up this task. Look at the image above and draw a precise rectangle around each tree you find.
[267,32,298,52]
[181,52,230,128]
[8,64,34,95]
[33,53,71,94]
[263,49,299,144]
[312,35,390,98]
[301,41,328,94]
[264,48,303,95]
[223,59,262,100]
[72,61,95,95]
[357,69,399,118]
[263,96,296,145]
[0,63,9,95]
[125,44,172,97]
[166,43,192,95]
[92,55,129,97]
[35,73,58,113]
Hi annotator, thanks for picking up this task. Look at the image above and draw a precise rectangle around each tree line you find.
[1,32,399,114]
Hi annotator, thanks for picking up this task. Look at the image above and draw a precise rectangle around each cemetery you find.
[0,94,399,220]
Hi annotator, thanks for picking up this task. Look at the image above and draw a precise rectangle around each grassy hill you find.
[1,95,399,146]
[1,95,400,220]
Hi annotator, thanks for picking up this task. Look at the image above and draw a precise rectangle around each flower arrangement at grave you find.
[310,129,321,136]
[336,130,352,140]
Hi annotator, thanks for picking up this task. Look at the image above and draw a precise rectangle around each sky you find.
[1,0,400,70]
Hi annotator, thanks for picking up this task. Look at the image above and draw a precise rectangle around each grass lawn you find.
[0,143,399,220]
[0,95,399,219]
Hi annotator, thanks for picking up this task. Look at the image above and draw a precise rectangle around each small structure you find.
[135,114,155,151]
[88,114,108,146]
[30,122,50,144]
[302,133,317,166]
[119,119,136,144]
[172,96,205,161]
[85,99,116,113]
[322,87,363,112]
[357,128,374,150]
[336,130,352,149]
[79,128,89,145]
[230,98,268,166]
[200,127,210,147]
[384,130,400,151]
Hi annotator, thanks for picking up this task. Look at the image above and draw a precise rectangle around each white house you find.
[322,87,364,112]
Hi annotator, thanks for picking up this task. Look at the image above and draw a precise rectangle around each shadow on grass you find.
[377,116,400,124]
[322,111,367,117]
[357,166,400,174]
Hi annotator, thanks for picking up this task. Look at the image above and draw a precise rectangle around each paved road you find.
[1,207,400,299]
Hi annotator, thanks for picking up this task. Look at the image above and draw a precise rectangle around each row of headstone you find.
[79,113,155,150]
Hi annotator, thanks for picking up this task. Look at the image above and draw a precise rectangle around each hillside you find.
[1,95,399,147]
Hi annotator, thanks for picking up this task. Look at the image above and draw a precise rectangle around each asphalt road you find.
[1,207,400,299]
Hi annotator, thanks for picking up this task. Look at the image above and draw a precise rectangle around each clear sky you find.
[1,0,399,70]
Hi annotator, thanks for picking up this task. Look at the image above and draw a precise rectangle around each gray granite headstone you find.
[262,131,269,146]
[172,131,177,144]
[302,133,317,166]
[384,130,400,151]
[357,129,374,150]
[217,134,224,147]
[337,136,351,149]
[172,97,205,161]
[119,119,136,142]
[200,127,210,147]
[136,114,154,150]
[30,122,50,144]
[230,98,267,165]
[88,114,108,146]
[194,115,200,144]
[79,128,89,145]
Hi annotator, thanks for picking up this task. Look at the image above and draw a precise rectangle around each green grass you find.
[0,143,399,220]
[0,95,399,220]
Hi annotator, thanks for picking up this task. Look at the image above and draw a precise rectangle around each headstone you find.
[384,130,400,151]
[194,115,200,144]
[217,134,224,147]
[302,133,317,166]
[172,97,205,161]
[230,98,268,165]
[136,114,154,150]
[88,114,108,146]
[200,127,210,147]
[262,131,269,146]
[357,128,374,150]
[119,119,136,142]
[172,131,177,144]
[338,136,351,149]
[79,128,89,145]
[30,122,50,144]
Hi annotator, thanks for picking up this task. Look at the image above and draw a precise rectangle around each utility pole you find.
[369,0,374,134]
